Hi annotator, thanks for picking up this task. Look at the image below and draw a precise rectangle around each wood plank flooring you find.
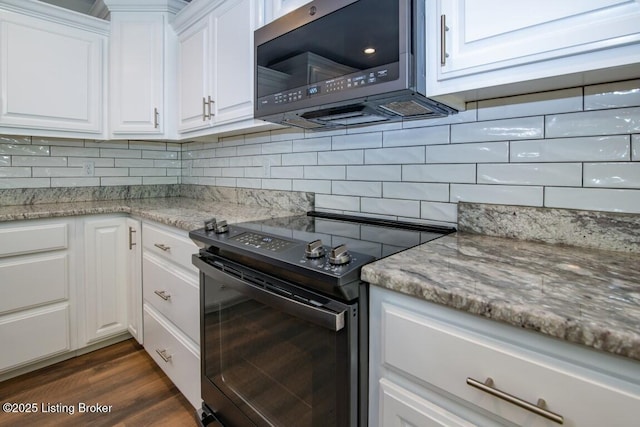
[0,339,198,427]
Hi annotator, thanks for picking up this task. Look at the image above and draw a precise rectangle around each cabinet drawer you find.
[383,304,640,427]
[380,379,474,427]
[143,254,199,344]
[142,223,199,272]
[0,253,68,314]
[0,304,71,372]
[0,222,67,257]
[143,303,200,409]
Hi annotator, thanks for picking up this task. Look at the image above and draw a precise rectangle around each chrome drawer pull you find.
[466,377,564,424]
[154,290,171,301]
[155,349,172,363]
[154,243,170,251]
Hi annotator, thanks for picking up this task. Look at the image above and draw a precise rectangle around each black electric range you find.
[189,211,455,302]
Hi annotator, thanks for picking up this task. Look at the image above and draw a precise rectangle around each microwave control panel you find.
[258,64,399,110]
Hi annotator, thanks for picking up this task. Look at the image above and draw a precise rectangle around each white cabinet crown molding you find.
[172,0,226,32]
[103,0,189,14]
[0,0,109,35]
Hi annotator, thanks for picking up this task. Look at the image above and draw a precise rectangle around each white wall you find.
[182,79,640,225]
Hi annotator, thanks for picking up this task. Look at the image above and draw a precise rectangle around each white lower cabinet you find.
[0,304,71,373]
[379,379,474,427]
[0,215,143,380]
[81,216,130,345]
[126,218,143,344]
[0,218,75,374]
[142,220,200,408]
[370,286,640,427]
[144,303,200,408]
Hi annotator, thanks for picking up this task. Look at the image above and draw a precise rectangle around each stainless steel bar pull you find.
[207,95,214,118]
[466,377,564,424]
[154,290,171,301]
[440,14,449,66]
[128,227,136,250]
[154,107,159,128]
[154,243,170,251]
[155,349,172,363]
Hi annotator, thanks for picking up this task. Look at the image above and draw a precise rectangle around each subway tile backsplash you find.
[0,140,180,189]
[1,79,640,223]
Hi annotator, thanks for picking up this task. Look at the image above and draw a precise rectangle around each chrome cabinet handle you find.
[153,107,159,128]
[128,226,136,250]
[154,243,170,251]
[440,14,449,66]
[466,377,564,424]
[207,95,214,118]
[155,349,172,363]
[154,290,171,301]
[202,96,214,120]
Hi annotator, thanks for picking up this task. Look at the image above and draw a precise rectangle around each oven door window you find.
[203,274,355,427]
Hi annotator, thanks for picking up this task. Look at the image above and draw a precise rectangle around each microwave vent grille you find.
[283,117,325,129]
[379,100,437,117]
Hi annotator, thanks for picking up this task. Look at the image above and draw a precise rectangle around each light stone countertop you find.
[361,231,640,361]
[0,197,300,230]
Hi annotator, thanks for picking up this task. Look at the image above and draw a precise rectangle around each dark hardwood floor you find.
[0,339,198,427]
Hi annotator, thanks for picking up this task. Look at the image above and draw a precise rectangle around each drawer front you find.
[383,304,640,427]
[0,253,68,314]
[380,379,475,427]
[0,304,71,372]
[143,254,199,344]
[143,304,200,409]
[0,222,67,257]
[142,223,199,272]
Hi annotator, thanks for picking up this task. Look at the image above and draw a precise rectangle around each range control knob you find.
[204,218,217,233]
[329,244,351,265]
[305,239,326,259]
[214,220,229,234]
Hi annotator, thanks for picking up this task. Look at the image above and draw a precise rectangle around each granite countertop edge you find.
[0,197,301,231]
[361,232,640,362]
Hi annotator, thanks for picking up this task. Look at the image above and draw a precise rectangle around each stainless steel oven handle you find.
[194,256,346,332]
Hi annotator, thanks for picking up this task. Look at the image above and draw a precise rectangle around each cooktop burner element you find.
[189,211,455,301]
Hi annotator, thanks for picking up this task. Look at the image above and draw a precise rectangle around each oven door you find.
[193,254,359,427]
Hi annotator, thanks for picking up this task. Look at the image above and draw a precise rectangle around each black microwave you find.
[254,0,457,130]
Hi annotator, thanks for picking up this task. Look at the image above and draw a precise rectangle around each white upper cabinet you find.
[175,0,262,136]
[0,1,108,138]
[428,0,640,100]
[109,14,166,136]
[212,0,255,125]
[106,0,186,139]
[177,16,212,133]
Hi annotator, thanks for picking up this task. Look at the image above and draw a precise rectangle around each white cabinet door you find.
[0,11,105,135]
[177,17,213,133]
[82,217,129,345]
[110,14,165,136]
[176,0,260,135]
[429,0,640,96]
[126,218,143,344]
[211,0,255,125]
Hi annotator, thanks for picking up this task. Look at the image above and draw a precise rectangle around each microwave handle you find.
[193,255,345,332]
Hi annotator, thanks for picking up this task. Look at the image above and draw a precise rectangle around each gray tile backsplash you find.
[1,79,639,224]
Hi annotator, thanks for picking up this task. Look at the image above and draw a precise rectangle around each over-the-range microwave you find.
[254,0,457,130]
